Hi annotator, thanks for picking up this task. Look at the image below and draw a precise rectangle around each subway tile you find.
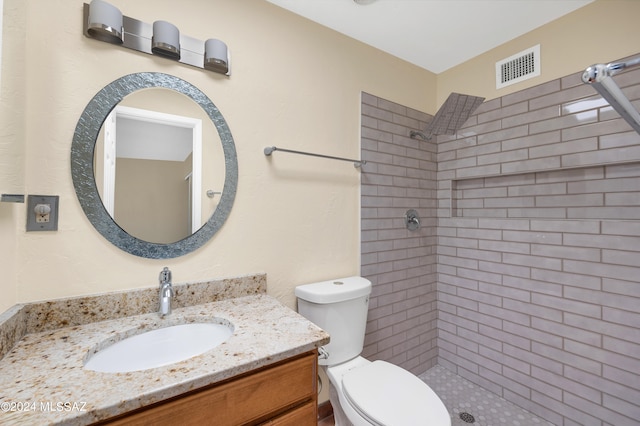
[478,100,528,123]
[508,182,566,196]
[456,164,502,179]
[564,260,640,282]
[479,239,530,254]
[501,130,561,151]
[502,276,563,297]
[456,247,502,262]
[605,192,640,206]
[502,79,560,106]
[568,176,640,193]
[479,281,530,302]
[536,165,604,183]
[478,125,529,145]
[501,105,560,128]
[561,94,609,115]
[565,286,640,312]
[502,157,562,175]
[503,298,562,322]
[458,208,508,218]
[567,206,640,219]
[365,81,640,426]
[531,268,601,289]
[456,141,501,159]
[602,306,640,328]
[530,219,601,234]
[457,267,503,285]
[457,308,505,333]
[535,193,603,207]
[479,260,531,278]
[478,217,530,230]
[602,220,640,236]
[600,130,640,148]
[603,364,640,400]
[532,342,602,375]
[530,84,594,111]
[529,137,598,159]
[603,335,640,360]
[530,110,597,134]
[478,303,531,327]
[602,248,640,266]
[532,293,601,318]
[503,252,562,270]
[532,244,600,262]
[565,313,640,344]
[562,117,633,141]
[562,145,640,167]
[477,149,529,166]
[503,320,562,348]
[602,394,640,425]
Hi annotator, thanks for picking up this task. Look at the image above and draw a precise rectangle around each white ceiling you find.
[265,0,594,74]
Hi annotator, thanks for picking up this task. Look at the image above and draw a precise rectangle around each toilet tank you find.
[295,276,372,366]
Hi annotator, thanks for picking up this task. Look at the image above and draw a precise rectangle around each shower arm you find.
[582,55,640,135]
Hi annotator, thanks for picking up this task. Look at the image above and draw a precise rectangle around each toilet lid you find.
[342,361,450,426]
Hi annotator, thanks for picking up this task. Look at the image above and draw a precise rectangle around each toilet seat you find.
[342,360,450,426]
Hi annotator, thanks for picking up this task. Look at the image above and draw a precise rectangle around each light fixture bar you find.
[83,2,230,76]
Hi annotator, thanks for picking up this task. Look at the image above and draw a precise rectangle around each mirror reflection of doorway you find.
[102,106,203,243]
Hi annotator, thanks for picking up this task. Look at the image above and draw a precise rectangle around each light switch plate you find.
[26,195,59,232]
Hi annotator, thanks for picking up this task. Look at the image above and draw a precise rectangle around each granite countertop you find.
[0,275,329,425]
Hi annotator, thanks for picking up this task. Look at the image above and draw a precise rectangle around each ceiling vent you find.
[496,44,540,89]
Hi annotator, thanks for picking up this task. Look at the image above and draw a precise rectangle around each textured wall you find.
[360,92,438,374]
[436,61,640,425]
[0,0,435,308]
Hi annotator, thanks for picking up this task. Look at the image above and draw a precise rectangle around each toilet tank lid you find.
[295,276,372,304]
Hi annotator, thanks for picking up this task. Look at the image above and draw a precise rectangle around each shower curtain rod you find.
[582,55,640,135]
[263,146,366,168]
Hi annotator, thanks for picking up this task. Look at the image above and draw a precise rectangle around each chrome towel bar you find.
[264,146,366,168]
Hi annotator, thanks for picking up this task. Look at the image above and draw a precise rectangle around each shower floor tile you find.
[419,365,554,426]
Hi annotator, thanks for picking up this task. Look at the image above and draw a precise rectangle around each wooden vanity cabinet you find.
[100,350,318,426]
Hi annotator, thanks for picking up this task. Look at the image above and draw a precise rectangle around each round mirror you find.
[71,73,238,258]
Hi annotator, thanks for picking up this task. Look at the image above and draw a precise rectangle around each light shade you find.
[152,20,180,60]
[204,39,228,74]
[87,0,123,44]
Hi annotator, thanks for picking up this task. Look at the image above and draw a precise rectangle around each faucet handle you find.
[159,267,172,285]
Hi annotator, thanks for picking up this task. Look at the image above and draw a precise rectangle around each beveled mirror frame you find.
[71,72,238,259]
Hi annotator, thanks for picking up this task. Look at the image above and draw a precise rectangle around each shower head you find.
[410,92,485,140]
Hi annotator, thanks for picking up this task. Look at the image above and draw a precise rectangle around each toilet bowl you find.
[295,276,451,426]
[327,356,450,426]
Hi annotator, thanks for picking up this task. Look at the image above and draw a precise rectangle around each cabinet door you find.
[260,400,317,426]
[101,351,317,426]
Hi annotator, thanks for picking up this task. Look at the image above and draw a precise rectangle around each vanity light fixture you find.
[86,0,123,44]
[83,1,231,75]
[152,21,181,60]
[204,39,229,74]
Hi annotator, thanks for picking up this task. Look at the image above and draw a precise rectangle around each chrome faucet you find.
[158,267,174,316]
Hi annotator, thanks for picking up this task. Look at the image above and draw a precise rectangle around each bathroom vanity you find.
[101,351,317,425]
[0,274,329,425]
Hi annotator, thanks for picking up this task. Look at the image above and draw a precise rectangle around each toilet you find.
[295,276,451,426]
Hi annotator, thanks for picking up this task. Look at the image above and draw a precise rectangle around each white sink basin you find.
[84,322,233,373]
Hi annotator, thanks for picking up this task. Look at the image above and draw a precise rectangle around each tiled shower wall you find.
[436,61,640,426]
[360,93,438,375]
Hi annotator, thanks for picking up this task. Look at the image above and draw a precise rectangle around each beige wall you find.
[0,0,435,313]
[437,0,640,105]
[1,0,639,314]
